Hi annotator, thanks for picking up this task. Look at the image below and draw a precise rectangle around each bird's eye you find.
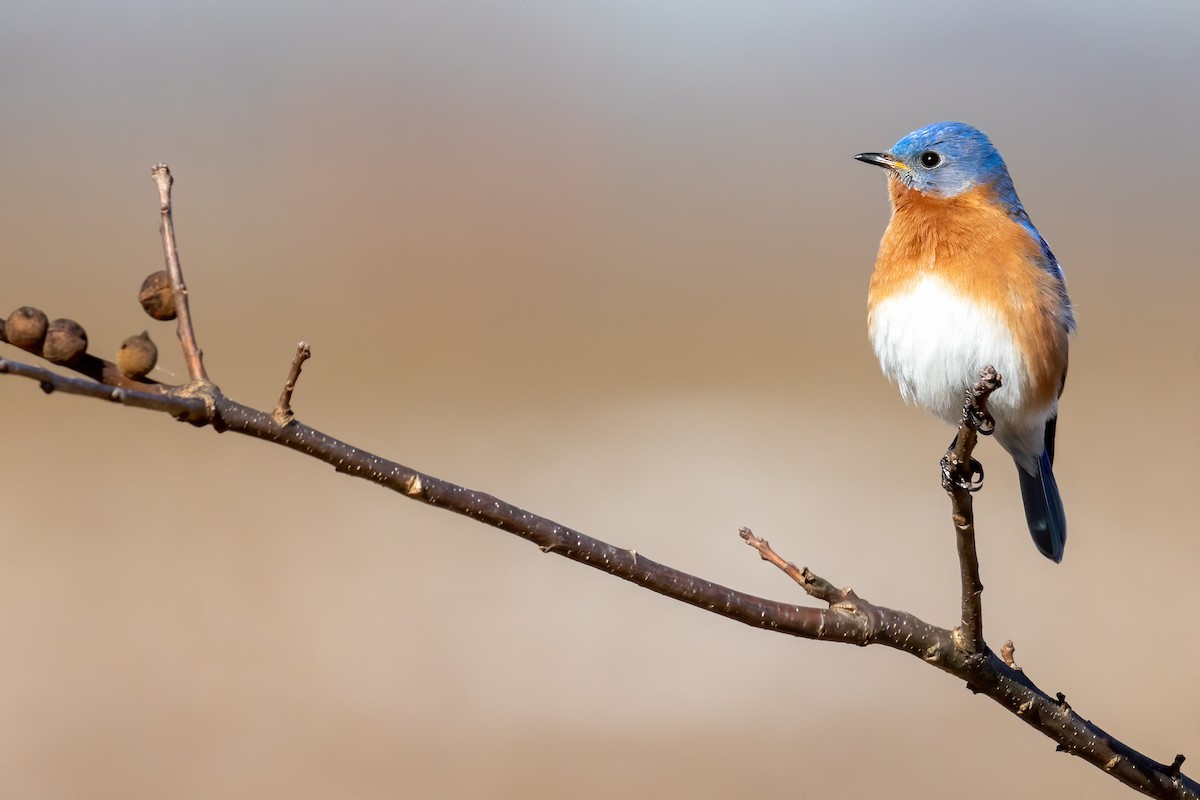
[920,151,942,168]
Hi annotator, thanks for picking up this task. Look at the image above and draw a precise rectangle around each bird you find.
[855,121,1074,562]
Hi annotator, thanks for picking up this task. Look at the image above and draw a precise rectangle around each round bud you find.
[42,318,88,364]
[117,331,158,379]
[5,306,50,351]
[138,271,176,321]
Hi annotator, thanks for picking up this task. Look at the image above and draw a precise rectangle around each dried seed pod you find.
[42,318,88,364]
[138,270,176,321]
[116,330,158,379]
[5,306,49,351]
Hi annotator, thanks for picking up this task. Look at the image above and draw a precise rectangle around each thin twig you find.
[151,163,208,383]
[739,528,855,607]
[0,356,206,420]
[272,342,311,425]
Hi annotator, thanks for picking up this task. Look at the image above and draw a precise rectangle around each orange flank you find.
[868,178,1069,408]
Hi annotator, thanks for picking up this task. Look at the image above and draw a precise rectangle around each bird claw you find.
[965,457,985,491]
[940,454,985,493]
[966,403,996,436]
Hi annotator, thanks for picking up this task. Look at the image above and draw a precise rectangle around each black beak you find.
[854,152,903,171]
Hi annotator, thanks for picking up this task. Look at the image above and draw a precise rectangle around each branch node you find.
[1055,692,1071,712]
[1000,640,1022,671]
[402,474,424,498]
[1169,754,1186,777]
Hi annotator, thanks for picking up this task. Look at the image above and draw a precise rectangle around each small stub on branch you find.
[273,342,312,426]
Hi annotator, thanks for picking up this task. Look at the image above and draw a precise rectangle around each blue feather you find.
[1017,449,1067,562]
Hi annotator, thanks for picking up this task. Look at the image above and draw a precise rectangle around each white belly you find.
[868,274,1052,467]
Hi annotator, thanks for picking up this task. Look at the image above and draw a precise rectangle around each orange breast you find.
[868,178,1069,408]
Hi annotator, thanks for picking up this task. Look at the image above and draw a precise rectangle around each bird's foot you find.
[941,453,985,493]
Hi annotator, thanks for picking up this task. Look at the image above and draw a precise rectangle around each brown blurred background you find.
[2,2,1197,797]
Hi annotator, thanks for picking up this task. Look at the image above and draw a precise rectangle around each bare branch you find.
[3,346,1195,798]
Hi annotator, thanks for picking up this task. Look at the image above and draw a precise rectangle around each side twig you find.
[151,163,208,383]
[740,528,859,608]
[273,342,311,425]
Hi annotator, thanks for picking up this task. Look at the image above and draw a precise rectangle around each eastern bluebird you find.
[856,122,1074,562]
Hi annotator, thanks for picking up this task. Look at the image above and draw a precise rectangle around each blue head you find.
[856,121,1019,207]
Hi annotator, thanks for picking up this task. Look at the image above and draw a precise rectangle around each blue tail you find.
[1017,450,1067,562]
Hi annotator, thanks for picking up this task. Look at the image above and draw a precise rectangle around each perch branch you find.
[3,351,1193,800]
[1,167,1195,800]
[940,365,1000,656]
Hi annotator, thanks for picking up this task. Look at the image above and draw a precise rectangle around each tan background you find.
[2,2,1197,797]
